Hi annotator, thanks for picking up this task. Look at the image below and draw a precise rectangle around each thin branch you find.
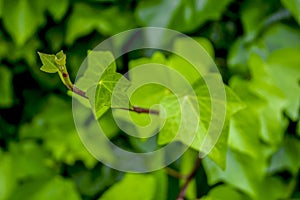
[72,85,88,98]
[70,85,159,115]
[165,167,187,179]
[176,157,202,200]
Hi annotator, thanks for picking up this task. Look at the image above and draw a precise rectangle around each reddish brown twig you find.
[176,157,202,200]
[71,85,159,115]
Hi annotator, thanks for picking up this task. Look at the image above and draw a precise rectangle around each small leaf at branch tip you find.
[55,50,67,66]
[38,50,68,74]
[38,51,59,73]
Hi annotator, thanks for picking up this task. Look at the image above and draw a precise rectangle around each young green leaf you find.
[37,52,58,73]
[84,51,131,119]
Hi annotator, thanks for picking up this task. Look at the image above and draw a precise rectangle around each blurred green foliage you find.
[0,0,300,200]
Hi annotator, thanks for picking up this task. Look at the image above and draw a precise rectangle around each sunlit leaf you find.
[99,174,156,200]
[38,52,58,73]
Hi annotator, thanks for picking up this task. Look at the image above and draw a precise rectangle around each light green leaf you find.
[2,0,45,46]
[31,177,80,200]
[82,51,130,119]
[228,77,275,159]
[247,54,288,144]
[99,174,156,200]
[193,37,215,58]
[0,151,17,200]
[202,185,251,200]
[0,66,13,108]
[266,48,300,120]
[87,71,123,118]
[38,52,58,73]
[202,149,268,199]
[76,51,117,91]
[128,51,243,169]
[158,93,199,148]
[281,0,300,24]
[152,170,168,200]
[8,141,54,180]
[193,78,244,169]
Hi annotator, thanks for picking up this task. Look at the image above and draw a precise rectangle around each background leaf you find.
[98,174,156,200]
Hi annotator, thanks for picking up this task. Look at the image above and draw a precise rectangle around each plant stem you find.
[70,84,159,115]
[176,157,202,200]
[165,167,187,179]
[72,85,88,98]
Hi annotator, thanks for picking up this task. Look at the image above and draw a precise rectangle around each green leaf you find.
[281,0,300,24]
[19,95,97,168]
[228,77,274,159]
[297,120,300,137]
[66,3,136,45]
[266,48,300,120]
[87,71,123,118]
[99,173,156,200]
[190,78,244,168]
[269,135,300,175]
[0,66,13,108]
[8,141,54,180]
[136,0,232,32]
[47,0,69,22]
[240,0,280,42]
[0,35,42,66]
[0,0,3,18]
[202,149,268,199]
[76,51,117,91]
[71,166,121,197]
[228,24,300,75]
[158,93,199,148]
[127,50,243,169]
[152,170,168,200]
[31,177,80,200]
[255,176,296,200]
[9,176,81,200]
[0,151,17,200]
[45,27,64,52]
[202,185,251,200]
[84,51,130,118]
[2,0,45,46]
[38,52,58,73]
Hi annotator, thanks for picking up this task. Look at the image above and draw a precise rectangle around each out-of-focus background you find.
[0,0,300,199]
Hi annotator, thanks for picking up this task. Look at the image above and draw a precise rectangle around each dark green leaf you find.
[0,66,13,108]
[136,0,232,32]
[281,0,300,24]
